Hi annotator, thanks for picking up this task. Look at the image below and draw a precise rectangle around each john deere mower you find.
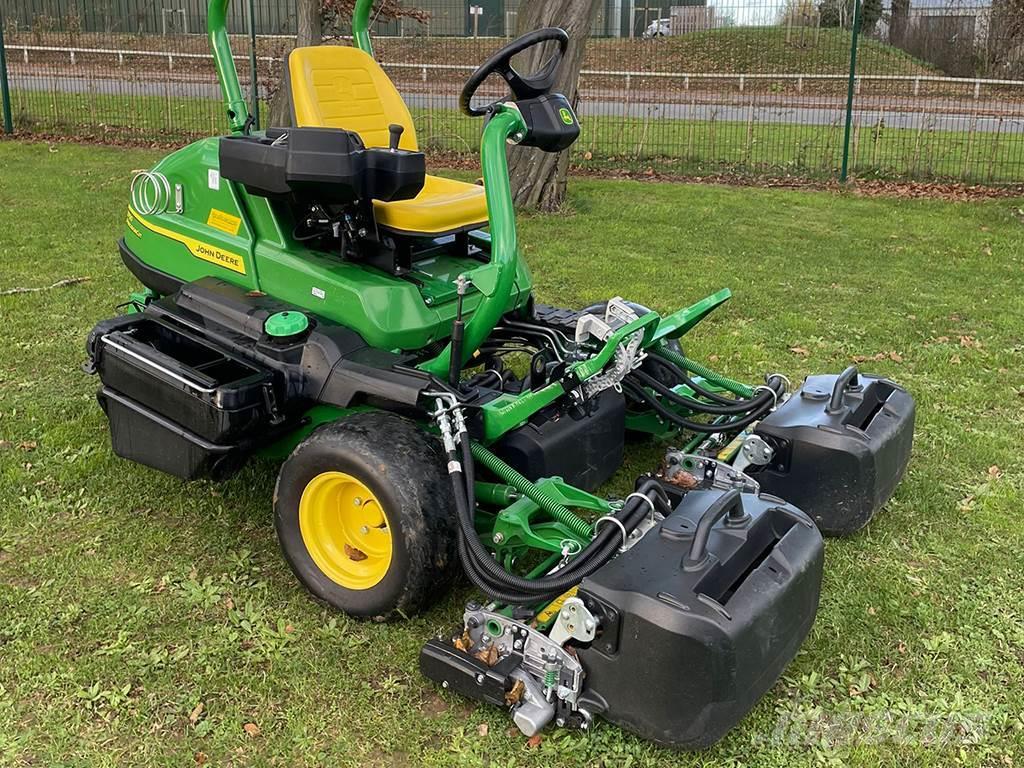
[84,0,915,749]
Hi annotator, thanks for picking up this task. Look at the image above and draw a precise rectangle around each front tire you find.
[273,412,458,621]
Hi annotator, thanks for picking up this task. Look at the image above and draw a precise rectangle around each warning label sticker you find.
[207,208,242,236]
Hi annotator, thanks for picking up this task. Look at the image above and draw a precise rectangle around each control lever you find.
[388,123,404,151]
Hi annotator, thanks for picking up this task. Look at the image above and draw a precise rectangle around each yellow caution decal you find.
[127,207,247,275]
[717,432,746,462]
[206,208,242,236]
[535,586,578,626]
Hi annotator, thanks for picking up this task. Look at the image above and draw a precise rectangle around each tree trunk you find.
[267,0,322,127]
[889,0,910,45]
[507,0,598,211]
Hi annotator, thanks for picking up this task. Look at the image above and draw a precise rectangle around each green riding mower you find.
[84,0,915,749]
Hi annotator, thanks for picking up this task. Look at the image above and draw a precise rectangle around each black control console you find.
[219,126,425,205]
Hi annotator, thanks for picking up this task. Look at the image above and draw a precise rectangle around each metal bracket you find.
[733,435,774,473]
[662,450,760,494]
[548,597,598,646]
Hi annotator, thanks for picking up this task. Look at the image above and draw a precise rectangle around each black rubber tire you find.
[273,411,458,621]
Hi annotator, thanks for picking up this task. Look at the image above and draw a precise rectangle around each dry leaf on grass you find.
[504,678,525,706]
[243,722,261,738]
[477,723,489,737]
[189,702,204,725]
[852,351,903,363]
[526,734,542,749]
[789,346,810,357]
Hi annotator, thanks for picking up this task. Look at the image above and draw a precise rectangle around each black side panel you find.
[578,489,824,749]
[119,238,183,296]
[98,387,238,480]
[94,318,274,443]
[492,390,626,491]
[155,278,429,409]
[320,354,434,408]
[87,277,436,480]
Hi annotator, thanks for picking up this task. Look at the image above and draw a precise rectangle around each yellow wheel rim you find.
[298,471,393,590]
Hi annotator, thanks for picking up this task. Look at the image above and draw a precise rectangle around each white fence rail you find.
[11,44,1024,99]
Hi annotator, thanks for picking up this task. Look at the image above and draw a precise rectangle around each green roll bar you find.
[208,0,250,133]
[208,0,376,131]
[352,0,374,56]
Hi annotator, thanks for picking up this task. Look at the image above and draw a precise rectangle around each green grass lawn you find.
[2,140,1024,767]
[12,88,1024,183]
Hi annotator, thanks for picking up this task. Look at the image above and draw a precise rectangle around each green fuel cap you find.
[265,310,309,338]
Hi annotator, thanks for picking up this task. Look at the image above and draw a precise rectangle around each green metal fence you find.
[1,0,1021,184]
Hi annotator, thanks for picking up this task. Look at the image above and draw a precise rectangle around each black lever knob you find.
[388,123,404,151]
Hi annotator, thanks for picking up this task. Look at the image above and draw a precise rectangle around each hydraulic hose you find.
[645,353,754,406]
[654,346,756,399]
[622,380,769,434]
[470,442,593,540]
[450,433,669,604]
[453,474,668,605]
[631,369,780,416]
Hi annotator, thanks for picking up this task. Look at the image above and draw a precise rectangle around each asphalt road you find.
[12,72,1023,133]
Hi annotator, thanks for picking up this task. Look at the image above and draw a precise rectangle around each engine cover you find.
[577,488,824,749]
[752,368,915,535]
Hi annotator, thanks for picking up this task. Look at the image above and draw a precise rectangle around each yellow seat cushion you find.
[373,175,488,236]
[289,45,488,236]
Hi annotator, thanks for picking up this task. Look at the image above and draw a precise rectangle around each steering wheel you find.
[459,27,570,117]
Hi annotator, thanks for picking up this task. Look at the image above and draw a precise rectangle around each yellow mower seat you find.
[289,45,489,236]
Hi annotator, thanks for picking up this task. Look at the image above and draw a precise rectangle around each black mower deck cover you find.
[421,486,824,749]
[752,367,915,535]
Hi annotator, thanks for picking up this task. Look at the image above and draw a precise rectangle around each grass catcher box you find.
[576,488,824,749]
[88,315,276,479]
[753,368,915,535]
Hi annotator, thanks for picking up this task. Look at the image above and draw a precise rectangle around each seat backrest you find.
[288,45,418,151]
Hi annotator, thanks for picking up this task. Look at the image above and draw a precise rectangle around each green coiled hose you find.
[654,345,756,399]
[470,442,593,539]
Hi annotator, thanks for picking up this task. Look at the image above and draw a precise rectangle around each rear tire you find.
[273,411,458,621]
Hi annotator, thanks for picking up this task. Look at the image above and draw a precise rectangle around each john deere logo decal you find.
[559,107,574,125]
[127,206,247,275]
